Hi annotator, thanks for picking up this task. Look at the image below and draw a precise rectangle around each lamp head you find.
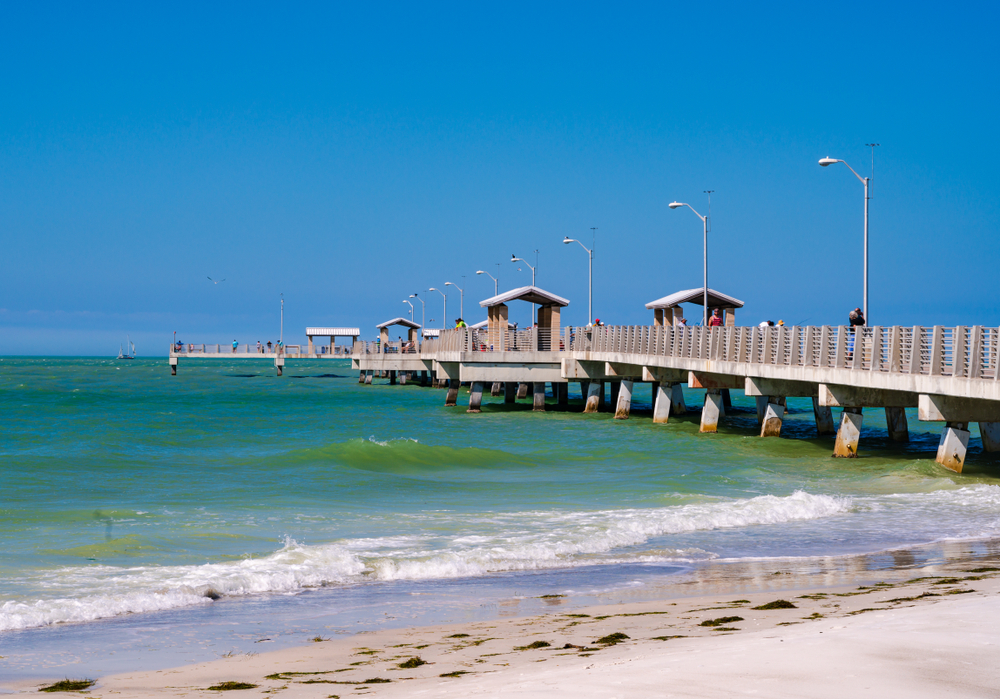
[668,202,684,209]
[818,157,839,167]
[563,237,573,244]
[511,254,517,261]
[476,270,484,275]
[445,281,454,287]
[429,287,439,291]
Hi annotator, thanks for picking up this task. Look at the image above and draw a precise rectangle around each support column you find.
[275,356,284,376]
[557,383,568,407]
[721,388,732,411]
[532,382,546,411]
[885,407,909,442]
[980,422,1000,452]
[365,370,373,384]
[609,381,621,413]
[760,398,786,438]
[389,370,397,386]
[671,384,687,415]
[468,381,484,413]
[653,383,673,424]
[812,397,836,435]
[504,381,516,404]
[755,396,770,427]
[700,390,724,433]
[445,379,459,407]
[517,382,529,400]
[614,380,634,420]
[833,408,863,458]
[936,422,970,473]
[491,382,502,397]
[400,372,408,385]
[420,371,429,387]
[584,380,602,413]
[170,357,178,376]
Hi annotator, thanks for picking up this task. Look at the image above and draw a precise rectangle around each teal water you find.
[2,357,1000,675]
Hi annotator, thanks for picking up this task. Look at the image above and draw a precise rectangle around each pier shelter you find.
[479,285,570,351]
[645,288,743,326]
[376,317,421,349]
[305,327,360,355]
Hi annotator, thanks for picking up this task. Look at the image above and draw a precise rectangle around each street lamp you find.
[819,150,876,324]
[428,287,447,329]
[409,294,425,332]
[476,270,498,295]
[402,299,413,322]
[511,254,535,285]
[563,236,593,325]
[668,200,711,327]
[445,281,464,319]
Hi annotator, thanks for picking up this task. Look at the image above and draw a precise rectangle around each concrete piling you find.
[670,384,687,415]
[980,422,1000,452]
[885,407,909,442]
[557,383,568,407]
[468,381,484,413]
[755,396,770,427]
[532,382,546,411]
[936,422,970,473]
[584,380,602,413]
[812,397,836,435]
[721,388,732,410]
[365,370,373,385]
[700,390,724,433]
[614,380,634,419]
[445,380,459,407]
[517,383,529,400]
[833,408,863,457]
[504,381,516,403]
[760,398,786,438]
[170,357,177,376]
[653,383,673,424]
[389,370,396,386]
[491,382,502,397]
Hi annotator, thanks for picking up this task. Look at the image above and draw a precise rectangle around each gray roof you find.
[479,285,570,308]
[645,288,745,310]
[376,317,422,330]
[306,327,360,337]
[469,319,515,329]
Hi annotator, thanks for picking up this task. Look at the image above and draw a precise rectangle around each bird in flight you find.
[207,277,226,284]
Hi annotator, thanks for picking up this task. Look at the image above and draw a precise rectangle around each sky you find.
[2,1,998,355]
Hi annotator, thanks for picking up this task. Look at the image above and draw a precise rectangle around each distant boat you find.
[116,336,136,360]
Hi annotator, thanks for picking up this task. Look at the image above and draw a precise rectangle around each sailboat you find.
[116,336,136,360]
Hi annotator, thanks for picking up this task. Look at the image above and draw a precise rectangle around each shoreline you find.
[8,542,1000,697]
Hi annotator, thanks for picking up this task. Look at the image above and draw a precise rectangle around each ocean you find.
[2,357,999,680]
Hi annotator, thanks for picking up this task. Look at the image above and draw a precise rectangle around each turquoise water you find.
[2,357,1000,675]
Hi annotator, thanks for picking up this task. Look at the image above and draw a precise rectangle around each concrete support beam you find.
[833,408,863,458]
[275,356,284,376]
[557,383,568,407]
[700,390,724,433]
[760,398,786,438]
[445,380,459,407]
[820,384,919,408]
[584,380,602,413]
[812,397,836,435]
[919,394,1000,423]
[491,382,502,397]
[609,381,621,412]
[722,388,732,411]
[605,362,643,378]
[671,384,687,415]
[690,372,744,390]
[389,370,396,386]
[170,357,177,376]
[614,380,634,420]
[365,370,373,385]
[400,372,407,385]
[936,422,970,473]
[885,407,909,442]
[504,381,516,404]
[468,381,484,413]
[755,396,770,426]
[532,382,546,411]
[642,366,688,383]
[745,377,819,397]
[517,382,529,400]
[653,383,673,424]
[980,422,1000,452]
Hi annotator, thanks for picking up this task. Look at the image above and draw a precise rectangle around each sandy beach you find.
[13,553,1000,698]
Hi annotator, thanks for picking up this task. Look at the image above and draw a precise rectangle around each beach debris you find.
[397,656,427,669]
[699,616,744,627]
[39,679,95,693]
[514,640,551,650]
[206,681,258,690]
[447,633,470,638]
[440,671,470,678]
[652,635,687,641]
[595,632,630,646]
[310,635,330,642]
[752,599,797,610]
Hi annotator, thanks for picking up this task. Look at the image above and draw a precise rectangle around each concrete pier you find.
[671,384,687,415]
[504,381,516,404]
[885,407,909,442]
[834,408,863,457]
[491,382,502,397]
[468,381,484,413]
[812,397,836,435]
[584,380,602,413]
[445,380,459,407]
[365,370,373,385]
[557,383,569,407]
[614,380,633,420]
[981,422,1000,452]
[532,382,546,411]
[700,390,724,433]
[653,383,672,424]
[936,422,970,473]
[517,383,529,400]
[760,398,786,438]
[755,396,769,426]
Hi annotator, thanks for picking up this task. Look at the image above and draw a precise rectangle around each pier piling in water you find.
[760,398,786,437]
[445,380,459,406]
[517,383,528,400]
[584,380,602,413]
[936,422,970,472]
[980,422,1000,452]
[833,408,863,457]
[812,397,836,435]
[700,390,724,433]
[653,383,673,423]
[671,384,687,415]
[532,382,546,411]
[504,382,516,403]
[614,380,633,419]
[885,407,909,442]
[468,382,484,413]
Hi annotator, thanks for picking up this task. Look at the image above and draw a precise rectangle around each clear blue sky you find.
[2,2,997,354]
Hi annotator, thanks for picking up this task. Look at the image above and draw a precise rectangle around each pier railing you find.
[170,343,353,356]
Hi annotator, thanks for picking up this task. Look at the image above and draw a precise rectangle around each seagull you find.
[208,277,226,284]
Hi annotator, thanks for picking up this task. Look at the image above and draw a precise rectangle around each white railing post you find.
[929,326,944,376]
[953,326,967,378]
[969,326,983,379]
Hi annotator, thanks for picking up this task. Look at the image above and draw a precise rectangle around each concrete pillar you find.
[491,382,502,397]
[445,380,459,407]
[420,371,429,387]
[610,381,621,412]
[532,382,546,411]
[671,384,687,415]
[721,388,732,411]
[517,382,529,400]
[980,422,1000,452]
[614,380,634,420]
[755,396,770,427]
[760,399,786,438]
[653,383,673,424]
[389,370,397,386]
[936,422,970,473]
[504,381,516,403]
[557,383,568,407]
[170,357,178,376]
[365,370,373,385]
[584,380,602,413]
[468,381,484,413]
[401,372,408,385]
[833,408,863,458]
[307,336,314,355]
[811,397,836,435]
[700,390,724,433]
[275,356,284,376]
[885,407,909,442]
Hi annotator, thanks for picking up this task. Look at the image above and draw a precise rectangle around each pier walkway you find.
[353,324,1000,473]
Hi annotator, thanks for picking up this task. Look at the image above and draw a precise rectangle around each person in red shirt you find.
[708,308,724,327]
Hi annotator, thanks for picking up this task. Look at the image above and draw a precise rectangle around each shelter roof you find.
[376,317,422,330]
[645,288,745,310]
[469,319,515,329]
[479,285,570,308]
[306,327,360,336]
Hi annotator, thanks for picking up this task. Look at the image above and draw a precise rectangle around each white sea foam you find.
[4,487,1000,631]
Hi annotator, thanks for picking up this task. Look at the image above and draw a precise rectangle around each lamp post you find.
[279,293,284,344]
[563,235,593,324]
[819,149,877,324]
[428,287,447,329]
[476,269,498,295]
[445,281,464,319]
[511,254,535,284]
[409,294,424,332]
[668,200,711,327]
[402,299,414,322]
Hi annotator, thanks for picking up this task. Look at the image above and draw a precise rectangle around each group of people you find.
[250,340,281,353]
